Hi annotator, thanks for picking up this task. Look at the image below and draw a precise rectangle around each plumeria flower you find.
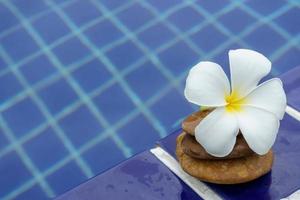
[184,49,287,157]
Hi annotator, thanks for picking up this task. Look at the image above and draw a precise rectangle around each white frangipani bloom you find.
[184,49,287,157]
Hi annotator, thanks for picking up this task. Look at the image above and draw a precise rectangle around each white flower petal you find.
[229,49,271,98]
[184,61,230,107]
[242,78,287,119]
[195,107,239,157]
[237,106,279,155]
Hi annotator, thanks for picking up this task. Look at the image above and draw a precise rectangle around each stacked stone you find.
[176,110,274,184]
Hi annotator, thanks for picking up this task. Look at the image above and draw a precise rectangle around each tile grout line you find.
[238,2,300,52]
[140,0,206,56]
[190,1,248,46]
[0,0,77,39]
[0,45,55,197]
[55,1,209,141]
[0,0,234,83]
[191,0,296,74]
[0,0,136,78]
[0,54,95,111]
[0,0,296,101]
[89,0,239,138]
[138,0,247,95]
[136,0,201,97]
[0,0,200,159]
[4,69,188,200]
[0,55,152,159]
[0,0,240,115]
[90,0,190,138]
[0,115,55,199]
[3,0,94,179]
[43,0,134,158]
[46,0,176,144]
[270,34,300,64]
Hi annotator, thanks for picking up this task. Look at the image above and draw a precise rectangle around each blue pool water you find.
[0,0,299,199]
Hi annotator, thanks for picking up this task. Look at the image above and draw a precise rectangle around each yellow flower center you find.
[225,91,246,112]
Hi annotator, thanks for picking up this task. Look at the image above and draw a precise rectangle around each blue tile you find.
[57,151,201,200]
[47,161,86,195]
[138,22,175,50]
[1,28,39,61]
[20,55,57,84]
[0,128,9,151]
[244,25,285,57]
[72,59,112,93]
[0,57,7,71]
[147,0,181,12]
[53,37,91,66]
[273,48,300,74]
[83,137,125,174]
[38,78,78,115]
[12,0,48,17]
[14,185,48,200]
[247,0,284,16]
[212,44,242,77]
[3,97,45,137]
[191,25,227,52]
[219,8,255,33]
[52,0,68,3]
[196,0,230,13]
[93,84,135,124]
[98,0,127,9]
[23,127,68,171]
[84,20,123,49]
[105,40,143,70]
[0,151,32,198]
[158,41,198,76]
[118,114,160,153]
[168,6,204,32]
[59,105,103,147]
[126,61,168,101]
[275,8,300,36]
[33,12,70,44]
[64,0,102,27]
[117,3,153,31]
[0,4,19,33]
[0,72,23,103]
[151,88,193,132]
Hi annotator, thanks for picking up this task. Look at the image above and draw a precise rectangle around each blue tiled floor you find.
[3,97,45,138]
[1,28,39,62]
[0,0,299,199]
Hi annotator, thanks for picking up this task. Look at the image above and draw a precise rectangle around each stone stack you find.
[176,109,274,184]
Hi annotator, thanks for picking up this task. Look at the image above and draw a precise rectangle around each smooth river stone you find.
[176,132,273,184]
[181,109,211,135]
[181,132,255,160]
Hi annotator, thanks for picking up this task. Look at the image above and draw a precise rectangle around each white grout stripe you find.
[150,147,222,200]
[286,105,300,121]
[281,189,300,200]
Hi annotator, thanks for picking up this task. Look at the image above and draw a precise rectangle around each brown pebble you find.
[176,132,273,184]
[182,109,211,135]
[181,132,255,160]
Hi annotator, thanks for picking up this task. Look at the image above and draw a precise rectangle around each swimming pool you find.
[0,0,299,199]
